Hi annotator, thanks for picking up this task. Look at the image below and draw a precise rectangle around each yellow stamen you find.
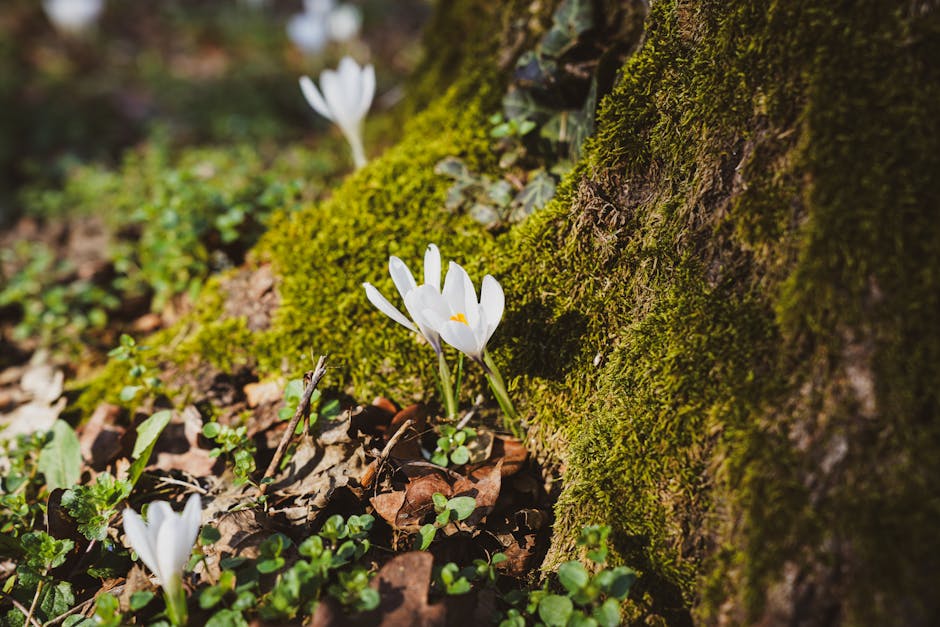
[450,312,469,325]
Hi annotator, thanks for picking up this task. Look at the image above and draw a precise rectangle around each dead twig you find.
[259,355,328,495]
[360,418,414,489]
[157,476,208,495]
[43,596,96,626]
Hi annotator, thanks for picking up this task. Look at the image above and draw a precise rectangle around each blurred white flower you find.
[408,262,505,364]
[123,494,201,625]
[43,0,104,36]
[287,12,329,56]
[299,56,375,169]
[304,0,335,14]
[363,244,443,354]
[327,4,362,42]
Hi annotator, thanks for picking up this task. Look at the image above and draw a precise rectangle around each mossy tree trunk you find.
[511,1,940,624]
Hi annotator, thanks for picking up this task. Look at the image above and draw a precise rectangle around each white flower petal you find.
[155,517,185,586]
[304,0,334,15]
[364,283,417,332]
[442,262,470,315]
[403,285,444,353]
[358,64,375,120]
[424,244,441,292]
[480,274,504,337]
[123,509,160,579]
[180,494,202,556]
[299,75,333,121]
[146,501,174,535]
[439,320,484,361]
[388,256,417,302]
[288,14,328,55]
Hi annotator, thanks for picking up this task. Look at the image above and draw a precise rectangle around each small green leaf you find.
[38,420,82,491]
[132,410,173,458]
[358,588,380,611]
[593,598,622,627]
[202,422,221,438]
[558,561,590,593]
[129,590,155,611]
[431,492,448,511]
[417,524,436,550]
[119,385,142,402]
[256,557,285,574]
[538,594,574,627]
[127,410,172,487]
[606,566,636,599]
[200,525,222,545]
[447,496,477,521]
[450,446,470,466]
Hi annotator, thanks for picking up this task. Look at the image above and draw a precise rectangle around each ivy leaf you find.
[434,157,470,181]
[512,170,556,220]
[539,0,595,58]
[38,420,81,491]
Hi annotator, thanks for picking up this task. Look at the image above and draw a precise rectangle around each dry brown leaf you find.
[119,565,157,612]
[452,460,503,526]
[77,403,125,470]
[493,436,528,477]
[370,491,406,528]
[243,379,285,408]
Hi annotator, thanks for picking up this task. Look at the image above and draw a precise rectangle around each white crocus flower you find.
[287,12,329,56]
[327,4,362,42]
[299,56,375,169]
[304,0,335,14]
[43,0,104,36]
[363,244,443,355]
[409,262,504,365]
[123,494,202,625]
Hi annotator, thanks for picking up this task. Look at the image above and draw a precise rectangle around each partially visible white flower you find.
[43,0,104,36]
[408,262,505,364]
[363,244,443,354]
[327,4,362,42]
[299,56,375,169]
[122,494,201,606]
[287,12,329,56]
[304,0,335,15]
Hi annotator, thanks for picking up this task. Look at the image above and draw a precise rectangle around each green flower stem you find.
[164,576,188,626]
[438,352,459,420]
[482,352,521,438]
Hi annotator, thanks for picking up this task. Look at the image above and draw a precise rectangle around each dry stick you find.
[44,597,96,627]
[360,418,414,489]
[259,355,328,495]
[157,476,209,495]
